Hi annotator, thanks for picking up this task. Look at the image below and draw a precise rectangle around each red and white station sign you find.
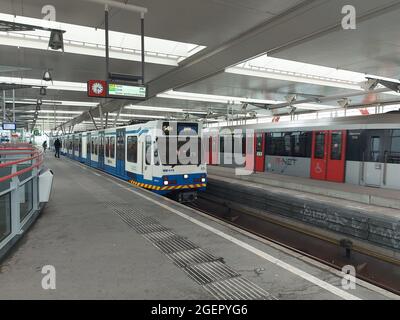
[87,80,107,98]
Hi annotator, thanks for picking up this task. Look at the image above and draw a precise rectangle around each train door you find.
[98,131,105,170]
[86,133,91,166]
[310,130,346,182]
[364,130,385,187]
[116,128,126,177]
[143,135,152,181]
[326,131,347,182]
[254,133,265,172]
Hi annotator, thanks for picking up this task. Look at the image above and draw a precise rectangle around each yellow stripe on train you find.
[128,180,207,190]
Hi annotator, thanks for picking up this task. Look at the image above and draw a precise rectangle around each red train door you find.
[310,131,346,182]
[254,133,265,172]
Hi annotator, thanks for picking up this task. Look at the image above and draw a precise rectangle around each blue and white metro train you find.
[55,120,207,202]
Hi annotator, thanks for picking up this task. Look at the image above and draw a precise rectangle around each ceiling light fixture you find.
[42,70,53,82]
[48,30,64,51]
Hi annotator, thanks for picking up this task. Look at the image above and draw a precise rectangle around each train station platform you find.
[0,155,397,300]
[207,166,400,256]
[208,166,400,210]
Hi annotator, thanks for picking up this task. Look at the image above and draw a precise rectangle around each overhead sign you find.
[2,123,16,130]
[108,82,147,99]
[87,80,107,98]
[87,80,146,100]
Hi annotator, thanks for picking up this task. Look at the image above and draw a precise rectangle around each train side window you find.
[145,136,151,165]
[388,130,400,163]
[370,136,380,162]
[127,136,138,163]
[105,137,110,158]
[330,132,342,160]
[346,130,362,161]
[95,138,98,156]
[242,134,246,156]
[284,133,291,155]
[314,132,325,159]
[256,134,263,153]
[110,137,115,159]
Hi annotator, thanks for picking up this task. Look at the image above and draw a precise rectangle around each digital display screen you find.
[177,123,198,135]
[108,83,147,99]
[2,123,16,130]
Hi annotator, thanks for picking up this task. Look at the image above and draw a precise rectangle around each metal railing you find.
[0,143,46,258]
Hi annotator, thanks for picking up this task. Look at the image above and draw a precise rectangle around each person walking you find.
[42,141,47,153]
[54,138,61,158]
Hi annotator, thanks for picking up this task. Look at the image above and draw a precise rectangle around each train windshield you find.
[158,122,202,166]
[157,136,202,166]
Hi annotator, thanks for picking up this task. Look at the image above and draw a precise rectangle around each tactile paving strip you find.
[105,201,275,300]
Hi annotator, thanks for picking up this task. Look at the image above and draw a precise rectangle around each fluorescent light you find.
[296,103,339,110]
[0,76,86,92]
[124,105,207,114]
[157,90,280,105]
[158,90,338,110]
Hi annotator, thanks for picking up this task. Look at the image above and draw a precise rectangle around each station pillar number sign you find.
[87,80,107,98]
[33,129,40,136]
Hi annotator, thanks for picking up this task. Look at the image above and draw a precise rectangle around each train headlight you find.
[184,174,189,179]
[163,180,169,185]
[201,177,206,182]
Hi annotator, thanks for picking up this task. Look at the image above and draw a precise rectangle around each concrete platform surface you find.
[0,156,397,300]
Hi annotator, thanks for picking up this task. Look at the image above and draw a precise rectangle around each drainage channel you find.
[187,195,400,296]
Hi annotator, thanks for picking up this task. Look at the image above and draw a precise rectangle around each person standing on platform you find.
[42,141,47,153]
[54,138,61,158]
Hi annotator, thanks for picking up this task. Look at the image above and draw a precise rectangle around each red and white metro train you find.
[205,112,400,190]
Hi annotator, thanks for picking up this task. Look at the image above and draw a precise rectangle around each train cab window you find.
[145,136,151,165]
[330,132,342,160]
[314,132,325,159]
[110,137,115,159]
[127,136,138,163]
[370,136,381,162]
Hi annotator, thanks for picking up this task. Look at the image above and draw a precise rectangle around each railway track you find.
[186,195,400,296]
